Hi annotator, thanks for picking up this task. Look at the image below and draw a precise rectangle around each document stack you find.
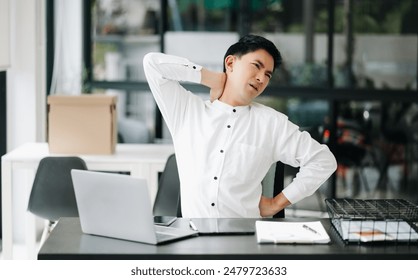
[325,198,418,244]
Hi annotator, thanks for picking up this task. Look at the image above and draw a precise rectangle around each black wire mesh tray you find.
[325,198,418,244]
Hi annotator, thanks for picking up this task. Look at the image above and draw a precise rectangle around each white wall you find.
[5,0,46,249]
[164,31,239,72]
[0,0,11,70]
[6,0,83,247]
[7,0,83,151]
[7,0,46,151]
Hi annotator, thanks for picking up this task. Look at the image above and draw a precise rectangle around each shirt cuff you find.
[183,63,202,84]
[281,182,304,205]
[154,53,203,84]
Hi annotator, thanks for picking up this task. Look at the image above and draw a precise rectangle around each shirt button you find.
[214,176,218,180]
[193,66,196,69]
[233,109,236,113]
[211,203,215,207]
[227,125,231,128]
[220,150,224,153]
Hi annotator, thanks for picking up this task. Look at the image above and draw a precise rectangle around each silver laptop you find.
[71,170,197,245]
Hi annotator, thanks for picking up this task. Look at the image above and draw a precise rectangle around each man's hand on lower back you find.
[259,193,291,217]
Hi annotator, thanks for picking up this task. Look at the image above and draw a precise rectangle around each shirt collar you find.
[211,99,250,115]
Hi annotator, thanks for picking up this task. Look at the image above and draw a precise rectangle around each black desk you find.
[38,217,418,260]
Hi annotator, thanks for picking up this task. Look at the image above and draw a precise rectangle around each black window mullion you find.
[327,0,337,198]
[82,0,92,93]
[0,71,6,238]
[46,0,54,96]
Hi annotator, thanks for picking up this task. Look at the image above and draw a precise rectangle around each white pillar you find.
[7,0,46,151]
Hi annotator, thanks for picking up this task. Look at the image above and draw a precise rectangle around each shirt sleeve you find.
[274,118,337,204]
[143,52,203,135]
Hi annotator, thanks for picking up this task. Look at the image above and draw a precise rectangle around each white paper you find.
[256,221,331,244]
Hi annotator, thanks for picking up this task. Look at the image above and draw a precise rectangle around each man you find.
[143,34,337,218]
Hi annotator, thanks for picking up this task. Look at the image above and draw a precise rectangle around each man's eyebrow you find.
[254,59,273,75]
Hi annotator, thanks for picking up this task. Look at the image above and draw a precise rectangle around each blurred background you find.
[2,0,418,219]
[82,0,418,214]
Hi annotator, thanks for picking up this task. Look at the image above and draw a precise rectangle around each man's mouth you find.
[249,84,258,92]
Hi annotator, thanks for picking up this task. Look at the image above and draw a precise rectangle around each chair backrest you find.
[261,162,285,218]
[27,156,88,221]
[153,154,182,217]
[153,154,285,218]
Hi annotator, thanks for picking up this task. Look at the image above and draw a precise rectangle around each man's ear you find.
[224,55,235,72]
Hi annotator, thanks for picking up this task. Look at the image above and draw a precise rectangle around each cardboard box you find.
[48,94,117,154]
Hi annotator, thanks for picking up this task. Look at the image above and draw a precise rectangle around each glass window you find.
[169,0,236,31]
[91,0,161,143]
[255,0,330,87]
[83,0,418,205]
[92,0,160,82]
[333,0,417,89]
[329,0,418,200]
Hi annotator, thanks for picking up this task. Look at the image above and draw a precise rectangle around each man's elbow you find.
[326,149,338,176]
[143,52,158,69]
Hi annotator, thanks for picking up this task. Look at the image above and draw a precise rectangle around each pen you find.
[189,220,198,231]
[303,224,319,235]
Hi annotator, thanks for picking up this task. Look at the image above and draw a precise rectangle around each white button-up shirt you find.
[143,52,337,218]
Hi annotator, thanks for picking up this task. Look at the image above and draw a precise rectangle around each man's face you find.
[225,49,274,106]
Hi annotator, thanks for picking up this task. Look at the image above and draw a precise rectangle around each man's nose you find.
[256,74,266,84]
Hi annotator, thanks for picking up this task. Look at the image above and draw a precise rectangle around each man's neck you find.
[218,87,250,107]
[219,95,240,107]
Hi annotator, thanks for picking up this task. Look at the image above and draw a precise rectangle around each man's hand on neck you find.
[200,68,226,102]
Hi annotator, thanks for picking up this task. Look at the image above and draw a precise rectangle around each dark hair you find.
[223,34,282,72]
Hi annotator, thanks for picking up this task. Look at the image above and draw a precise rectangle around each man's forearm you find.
[273,192,291,212]
[259,192,291,217]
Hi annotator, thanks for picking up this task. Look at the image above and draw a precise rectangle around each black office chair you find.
[153,154,182,217]
[27,156,88,246]
[262,161,285,218]
[152,154,285,218]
